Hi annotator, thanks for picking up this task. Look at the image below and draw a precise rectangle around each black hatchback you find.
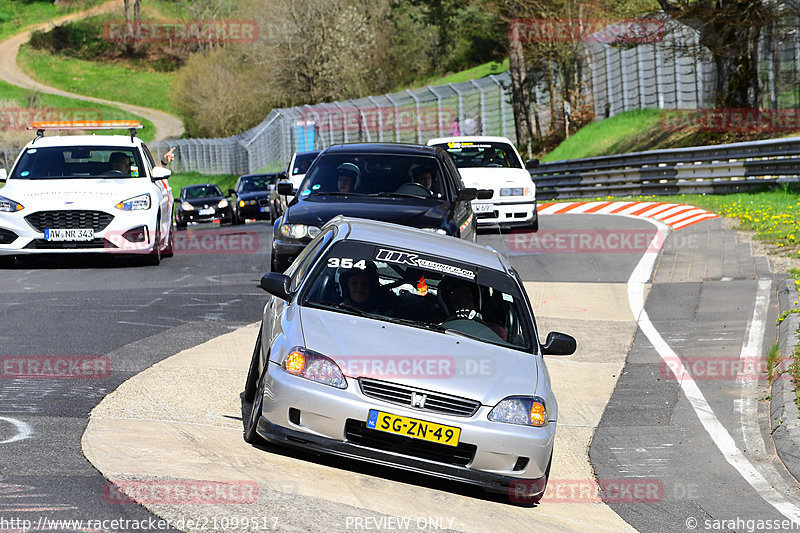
[270,143,483,272]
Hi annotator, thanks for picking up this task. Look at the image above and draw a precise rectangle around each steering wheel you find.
[441,309,492,327]
[395,182,431,197]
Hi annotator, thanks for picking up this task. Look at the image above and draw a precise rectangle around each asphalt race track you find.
[1,214,797,532]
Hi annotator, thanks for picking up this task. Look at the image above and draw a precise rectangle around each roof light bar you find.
[28,120,144,131]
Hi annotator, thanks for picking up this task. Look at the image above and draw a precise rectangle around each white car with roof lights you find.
[0,121,174,266]
[428,136,538,231]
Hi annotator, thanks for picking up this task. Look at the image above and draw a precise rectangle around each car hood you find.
[299,307,541,406]
[2,178,155,209]
[286,196,449,229]
[457,167,534,191]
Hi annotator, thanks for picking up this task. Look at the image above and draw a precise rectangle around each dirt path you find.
[0,0,184,141]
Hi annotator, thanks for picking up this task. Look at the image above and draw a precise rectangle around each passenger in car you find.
[338,261,392,313]
[336,163,360,193]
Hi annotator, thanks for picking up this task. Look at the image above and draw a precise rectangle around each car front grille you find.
[359,378,480,417]
[24,239,112,250]
[258,198,270,207]
[25,211,114,232]
[344,419,476,466]
[476,211,499,219]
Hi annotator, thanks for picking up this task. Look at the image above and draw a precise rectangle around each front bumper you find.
[271,238,310,271]
[177,207,231,224]
[474,199,537,227]
[255,361,555,494]
[0,209,159,255]
[236,204,272,221]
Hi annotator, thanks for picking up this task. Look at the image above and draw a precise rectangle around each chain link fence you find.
[148,72,532,176]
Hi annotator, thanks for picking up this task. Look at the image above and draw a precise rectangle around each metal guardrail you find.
[529,136,800,200]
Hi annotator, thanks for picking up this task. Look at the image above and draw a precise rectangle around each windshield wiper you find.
[382,316,446,332]
[307,191,365,197]
[307,301,375,319]
[370,192,427,199]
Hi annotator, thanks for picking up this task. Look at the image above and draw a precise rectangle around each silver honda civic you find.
[243,216,575,502]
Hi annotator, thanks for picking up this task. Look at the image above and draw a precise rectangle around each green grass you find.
[425,59,509,87]
[18,45,176,115]
[0,79,155,142]
[168,172,238,198]
[543,109,662,162]
[0,0,103,41]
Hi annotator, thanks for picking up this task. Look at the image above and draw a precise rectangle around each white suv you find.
[428,136,537,231]
[0,122,174,266]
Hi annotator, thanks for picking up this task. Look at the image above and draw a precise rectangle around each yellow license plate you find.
[366,410,461,447]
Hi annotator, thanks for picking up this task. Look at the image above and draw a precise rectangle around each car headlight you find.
[115,193,151,211]
[218,199,229,208]
[283,347,346,389]
[238,200,246,208]
[500,187,529,197]
[181,201,194,211]
[0,195,24,212]
[280,223,320,240]
[488,396,548,427]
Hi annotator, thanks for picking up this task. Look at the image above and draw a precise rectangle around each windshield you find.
[239,176,275,192]
[183,185,223,199]
[302,240,534,351]
[10,146,146,179]
[433,141,522,169]
[292,152,319,175]
[298,154,446,199]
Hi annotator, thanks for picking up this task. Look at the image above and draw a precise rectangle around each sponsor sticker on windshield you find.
[375,248,476,281]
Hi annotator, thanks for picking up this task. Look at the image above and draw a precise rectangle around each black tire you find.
[244,366,267,444]
[233,210,244,225]
[530,216,539,233]
[175,216,187,229]
[163,220,174,258]
[145,224,162,266]
[243,329,262,403]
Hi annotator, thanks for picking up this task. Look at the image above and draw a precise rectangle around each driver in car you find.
[109,152,131,175]
[439,277,507,341]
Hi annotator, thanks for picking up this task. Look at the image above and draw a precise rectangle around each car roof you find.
[241,173,279,178]
[331,216,509,273]
[293,150,321,156]
[23,134,144,149]
[427,136,516,146]
[321,143,441,157]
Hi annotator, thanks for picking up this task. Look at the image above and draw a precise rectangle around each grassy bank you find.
[0,0,103,41]
[18,45,176,115]
[168,172,238,197]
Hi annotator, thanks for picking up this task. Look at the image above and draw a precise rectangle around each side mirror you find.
[476,189,493,200]
[525,159,540,169]
[228,188,235,196]
[277,182,294,196]
[151,167,171,181]
[279,171,289,180]
[0,169,6,182]
[260,272,291,300]
[457,188,478,201]
[541,332,576,356]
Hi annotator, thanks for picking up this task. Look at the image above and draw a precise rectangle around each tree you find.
[656,0,776,109]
